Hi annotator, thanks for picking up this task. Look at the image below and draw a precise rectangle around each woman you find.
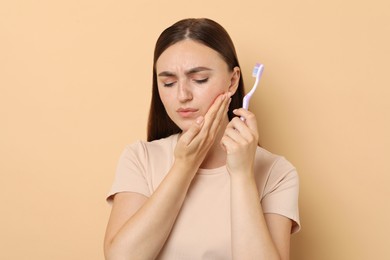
[104,18,300,260]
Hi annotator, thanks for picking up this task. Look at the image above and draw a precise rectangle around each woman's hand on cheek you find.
[221,108,259,177]
[174,92,232,171]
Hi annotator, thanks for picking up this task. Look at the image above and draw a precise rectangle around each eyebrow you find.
[157,66,212,77]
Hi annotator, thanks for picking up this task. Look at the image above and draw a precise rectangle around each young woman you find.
[104,18,300,260]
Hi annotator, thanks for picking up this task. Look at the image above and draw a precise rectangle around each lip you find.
[177,108,199,118]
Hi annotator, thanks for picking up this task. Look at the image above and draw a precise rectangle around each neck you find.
[199,116,229,169]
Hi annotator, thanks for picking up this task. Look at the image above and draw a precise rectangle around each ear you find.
[228,66,240,94]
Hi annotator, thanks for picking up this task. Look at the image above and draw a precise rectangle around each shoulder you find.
[123,134,179,159]
[254,147,298,194]
[110,134,179,198]
[144,134,179,153]
[255,147,301,233]
[254,146,296,173]
[119,134,179,174]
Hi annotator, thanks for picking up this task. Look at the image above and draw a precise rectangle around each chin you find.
[176,120,194,133]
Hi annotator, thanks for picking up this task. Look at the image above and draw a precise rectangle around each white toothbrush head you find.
[252,63,264,78]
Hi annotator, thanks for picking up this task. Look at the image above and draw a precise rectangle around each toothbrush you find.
[242,63,264,110]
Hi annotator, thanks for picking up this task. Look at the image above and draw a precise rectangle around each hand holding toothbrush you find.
[221,63,263,176]
[221,108,259,177]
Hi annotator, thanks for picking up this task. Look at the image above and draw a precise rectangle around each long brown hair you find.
[147,18,245,141]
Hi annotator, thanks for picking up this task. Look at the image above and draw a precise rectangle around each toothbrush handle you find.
[241,96,250,121]
[242,96,250,110]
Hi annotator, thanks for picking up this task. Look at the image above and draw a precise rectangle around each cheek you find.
[158,88,171,108]
[198,88,225,112]
[203,80,229,105]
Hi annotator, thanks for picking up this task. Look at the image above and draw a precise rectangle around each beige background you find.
[1,0,389,259]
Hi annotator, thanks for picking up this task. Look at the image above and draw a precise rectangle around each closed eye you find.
[163,81,176,87]
[194,78,209,84]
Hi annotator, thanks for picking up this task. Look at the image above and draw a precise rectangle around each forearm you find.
[230,174,280,260]
[106,161,196,260]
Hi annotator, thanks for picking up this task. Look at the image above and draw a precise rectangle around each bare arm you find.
[230,175,292,260]
[221,109,292,260]
[104,93,231,260]
[104,161,197,260]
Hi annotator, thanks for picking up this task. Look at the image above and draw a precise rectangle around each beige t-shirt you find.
[107,134,300,259]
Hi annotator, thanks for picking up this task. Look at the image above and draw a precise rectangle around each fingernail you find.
[221,94,226,101]
[196,116,204,124]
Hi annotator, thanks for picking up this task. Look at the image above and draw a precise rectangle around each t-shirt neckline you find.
[197,165,227,175]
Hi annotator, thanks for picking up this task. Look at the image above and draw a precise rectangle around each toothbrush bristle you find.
[252,63,261,77]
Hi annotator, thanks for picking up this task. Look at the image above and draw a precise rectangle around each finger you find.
[202,93,226,129]
[179,93,228,152]
[200,92,230,138]
[207,92,232,133]
[213,92,232,125]
[224,123,247,144]
[226,116,259,145]
[233,108,258,132]
[178,116,204,146]
[220,135,239,155]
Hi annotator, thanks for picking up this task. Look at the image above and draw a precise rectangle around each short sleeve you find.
[261,158,301,233]
[106,141,151,203]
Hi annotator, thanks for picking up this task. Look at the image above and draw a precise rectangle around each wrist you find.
[172,158,199,177]
[229,169,256,183]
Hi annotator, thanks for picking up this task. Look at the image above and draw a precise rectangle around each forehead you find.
[156,39,228,72]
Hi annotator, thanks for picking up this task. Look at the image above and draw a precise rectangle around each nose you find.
[177,81,193,103]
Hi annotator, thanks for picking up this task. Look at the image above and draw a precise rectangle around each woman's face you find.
[156,39,240,132]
